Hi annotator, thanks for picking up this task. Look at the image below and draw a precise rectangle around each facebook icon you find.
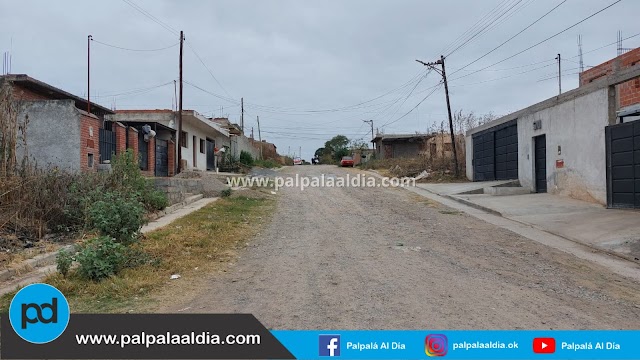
[319,335,341,357]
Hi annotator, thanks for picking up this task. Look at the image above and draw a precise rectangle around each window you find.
[180,131,188,148]
[444,143,453,152]
[200,139,205,154]
[87,153,94,168]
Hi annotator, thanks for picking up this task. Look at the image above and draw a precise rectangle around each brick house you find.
[110,110,230,175]
[0,74,122,172]
[580,47,640,120]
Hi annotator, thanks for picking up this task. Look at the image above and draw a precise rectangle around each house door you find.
[206,139,216,170]
[155,139,169,177]
[534,135,547,193]
[606,121,640,208]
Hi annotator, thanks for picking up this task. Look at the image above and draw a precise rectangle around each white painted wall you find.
[466,88,610,205]
[517,88,609,203]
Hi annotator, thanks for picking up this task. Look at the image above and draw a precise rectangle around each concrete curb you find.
[148,194,204,222]
[0,244,74,282]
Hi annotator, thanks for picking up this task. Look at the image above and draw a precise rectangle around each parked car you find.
[340,156,355,167]
[293,157,302,165]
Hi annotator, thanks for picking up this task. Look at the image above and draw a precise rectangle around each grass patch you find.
[0,195,274,313]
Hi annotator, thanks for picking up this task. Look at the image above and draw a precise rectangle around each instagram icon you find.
[425,334,448,357]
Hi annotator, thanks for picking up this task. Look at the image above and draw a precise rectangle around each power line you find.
[450,0,567,76]
[121,0,179,35]
[186,41,233,98]
[440,0,514,56]
[93,81,174,98]
[446,0,526,57]
[91,38,178,52]
[380,82,443,128]
[451,0,624,82]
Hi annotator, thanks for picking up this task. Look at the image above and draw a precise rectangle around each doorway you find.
[534,135,547,193]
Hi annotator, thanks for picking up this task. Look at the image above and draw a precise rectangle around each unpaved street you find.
[171,165,640,329]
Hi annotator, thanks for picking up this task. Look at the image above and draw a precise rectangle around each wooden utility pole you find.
[416,55,459,177]
[177,30,184,174]
[256,115,262,160]
[87,35,92,114]
[555,53,562,95]
[240,97,244,133]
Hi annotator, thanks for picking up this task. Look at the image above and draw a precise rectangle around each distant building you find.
[371,134,433,159]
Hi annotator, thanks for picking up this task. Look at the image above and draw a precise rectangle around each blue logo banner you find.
[272,330,640,359]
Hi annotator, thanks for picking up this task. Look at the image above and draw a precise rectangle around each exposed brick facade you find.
[580,47,640,108]
[128,127,139,161]
[79,114,100,172]
[11,83,51,101]
[141,137,156,177]
[114,122,127,155]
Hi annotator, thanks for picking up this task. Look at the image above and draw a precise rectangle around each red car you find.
[340,156,355,167]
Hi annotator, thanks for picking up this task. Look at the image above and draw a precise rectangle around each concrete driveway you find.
[417,183,640,262]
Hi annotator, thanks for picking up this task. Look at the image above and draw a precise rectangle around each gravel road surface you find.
[171,165,640,329]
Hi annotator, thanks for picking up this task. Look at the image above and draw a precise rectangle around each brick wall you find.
[128,127,139,161]
[114,123,127,155]
[79,114,100,172]
[11,83,51,101]
[580,47,640,108]
[141,137,156,177]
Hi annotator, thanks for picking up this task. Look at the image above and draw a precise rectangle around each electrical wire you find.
[186,41,233,99]
[446,0,525,57]
[450,0,567,76]
[91,38,178,52]
[450,0,624,82]
[121,0,179,36]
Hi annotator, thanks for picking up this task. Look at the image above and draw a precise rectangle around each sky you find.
[1,0,639,161]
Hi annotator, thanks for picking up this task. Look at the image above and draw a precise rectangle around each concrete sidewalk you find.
[416,183,640,262]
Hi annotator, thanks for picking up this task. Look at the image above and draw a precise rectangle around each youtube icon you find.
[533,338,556,354]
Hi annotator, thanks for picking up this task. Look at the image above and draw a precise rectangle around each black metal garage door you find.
[473,132,495,181]
[473,121,518,181]
[606,121,640,209]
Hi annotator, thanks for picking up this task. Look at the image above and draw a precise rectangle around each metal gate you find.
[206,139,216,170]
[155,139,169,177]
[99,128,116,163]
[472,120,518,181]
[606,121,640,208]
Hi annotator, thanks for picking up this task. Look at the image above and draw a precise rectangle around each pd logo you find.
[9,283,70,344]
[425,334,448,357]
[319,335,341,357]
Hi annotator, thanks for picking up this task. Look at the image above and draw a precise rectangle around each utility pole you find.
[87,35,92,114]
[416,55,459,177]
[555,53,562,95]
[299,146,302,159]
[256,115,262,160]
[363,120,374,149]
[177,30,184,174]
[240,97,244,133]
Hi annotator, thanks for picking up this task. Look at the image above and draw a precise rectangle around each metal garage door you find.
[606,121,640,209]
[473,121,518,181]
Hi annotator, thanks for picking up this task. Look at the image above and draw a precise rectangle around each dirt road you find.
[171,165,640,329]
